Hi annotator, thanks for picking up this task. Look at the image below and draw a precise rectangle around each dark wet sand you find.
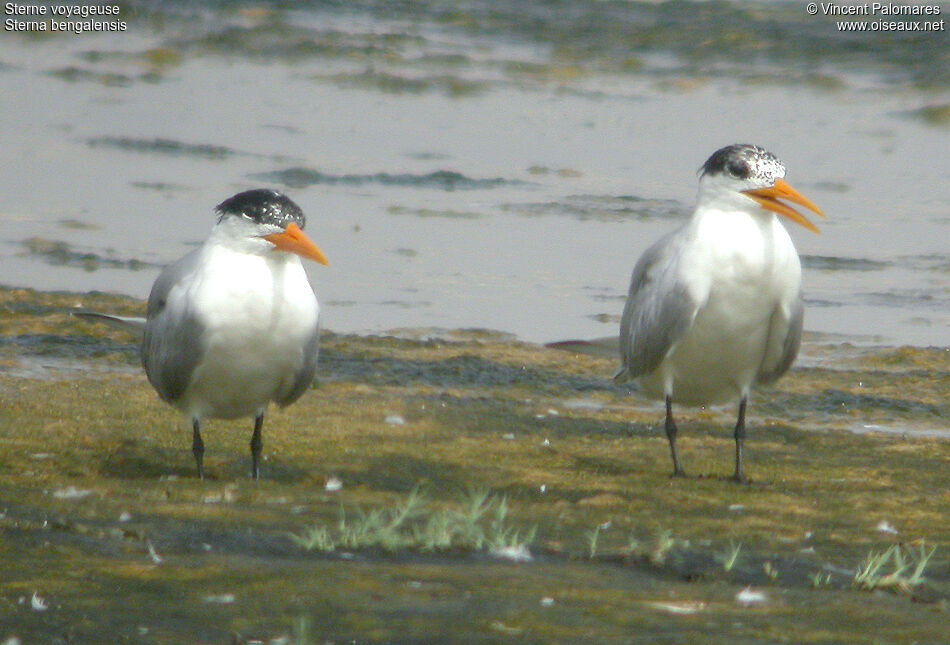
[1,287,948,643]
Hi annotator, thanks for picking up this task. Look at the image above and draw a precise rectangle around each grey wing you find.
[756,293,804,384]
[277,320,321,407]
[615,230,699,383]
[141,250,206,404]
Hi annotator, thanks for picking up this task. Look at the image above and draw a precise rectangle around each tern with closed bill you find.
[77,189,329,479]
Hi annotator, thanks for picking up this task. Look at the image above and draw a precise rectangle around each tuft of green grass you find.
[485,495,537,558]
[623,529,688,566]
[290,487,536,557]
[586,524,603,560]
[716,541,742,572]
[853,541,936,594]
[649,529,680,566]
[809,571,833,589]
[293,616,313,645]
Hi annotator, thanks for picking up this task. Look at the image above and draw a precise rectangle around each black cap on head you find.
[215,189,306,230]
[700,144,785,183]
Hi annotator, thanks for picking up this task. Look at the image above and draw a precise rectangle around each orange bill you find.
[264,222,330,265]
[743,178,825,234]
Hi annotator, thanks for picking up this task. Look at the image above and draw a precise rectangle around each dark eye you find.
[727,160,749,179]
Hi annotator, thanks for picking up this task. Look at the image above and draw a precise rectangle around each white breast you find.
[179,245,319,419]
[640,208,802,405]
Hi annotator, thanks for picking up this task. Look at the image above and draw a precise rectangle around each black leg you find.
[665,395,685,477]
[250,413,264,480]
[192,418,205,480]
[731,397,748,483]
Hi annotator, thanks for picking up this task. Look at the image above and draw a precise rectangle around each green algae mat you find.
[1,287,948,643]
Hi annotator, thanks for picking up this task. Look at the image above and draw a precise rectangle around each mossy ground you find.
[1,286,948,643]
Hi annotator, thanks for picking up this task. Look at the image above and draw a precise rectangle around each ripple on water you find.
[801,255,890,272]
[20,238,159,273]
[86,136,240,160]
[502,194,686,223]
[251,167,518,191]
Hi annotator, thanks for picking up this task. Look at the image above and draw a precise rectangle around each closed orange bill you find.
[264,222,330,265]
[743,178,825,234]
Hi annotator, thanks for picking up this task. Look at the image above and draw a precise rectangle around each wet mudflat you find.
[1,287,948,643]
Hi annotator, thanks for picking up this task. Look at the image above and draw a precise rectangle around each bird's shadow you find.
[675,472,773,487]
[98,440,308,483]
[99,441,181,480]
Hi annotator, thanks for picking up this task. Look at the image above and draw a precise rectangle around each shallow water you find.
[1,2,948,346]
